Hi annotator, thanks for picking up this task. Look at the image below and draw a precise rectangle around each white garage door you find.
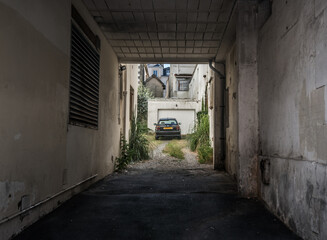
[158,109,196,135]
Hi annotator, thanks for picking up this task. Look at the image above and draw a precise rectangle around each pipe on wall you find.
[209,60,226,170]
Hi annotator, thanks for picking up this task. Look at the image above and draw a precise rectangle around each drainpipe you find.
[209,59,226,170]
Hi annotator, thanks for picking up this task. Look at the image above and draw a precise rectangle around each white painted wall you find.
[158,109,196,134]
[148,99,201,135]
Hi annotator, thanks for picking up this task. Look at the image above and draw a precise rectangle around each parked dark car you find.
[154,118,181,140]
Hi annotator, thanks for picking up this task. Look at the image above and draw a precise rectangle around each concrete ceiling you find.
[83,0,236,63]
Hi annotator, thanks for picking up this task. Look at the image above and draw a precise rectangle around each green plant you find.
[115,134,132,171]
[197,144,213,164]
[187,112,213,164]
[137,84,153,123]
[163,140,185,159]
[188,133,198,152]
[129,115,150,162]
[115,115,150,171]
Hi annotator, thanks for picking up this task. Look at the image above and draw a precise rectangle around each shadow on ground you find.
[14,166,301,240]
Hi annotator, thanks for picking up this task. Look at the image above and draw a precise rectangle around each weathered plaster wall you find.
[0,0,122,238]
[225,43,238,179]
[236,0,259,197]
[258,1,327,239]
[188,64,215,145]
[145,78,164,98]
[123,64,139,140]
[169,64,196,98]
[189,64,208,101]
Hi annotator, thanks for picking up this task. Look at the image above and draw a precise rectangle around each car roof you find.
[158,118,177,121]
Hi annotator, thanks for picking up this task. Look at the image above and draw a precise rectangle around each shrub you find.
[188,111,213,164]
[129,115,149,161]
[137,84,153,123]
[115,115,150,171]
[198,144,213,164]
[115,134,132,171]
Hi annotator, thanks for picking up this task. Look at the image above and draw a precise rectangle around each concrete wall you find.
[225,44,238,179]
[236,0,259,197]
[0,0,127,238]
[258,0,327,239]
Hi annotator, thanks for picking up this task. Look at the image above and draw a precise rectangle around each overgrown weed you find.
[115,115,149,171]
[163,140,186,159]
[187,112,213,164]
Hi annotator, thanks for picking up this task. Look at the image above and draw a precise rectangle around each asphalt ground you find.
[14,167,301,240]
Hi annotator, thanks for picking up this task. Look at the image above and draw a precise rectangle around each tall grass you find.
[188,112,213,163]
[115,134,132,171]
[115,115,149,171]
[129,115,149,161]
[163,140,185,159]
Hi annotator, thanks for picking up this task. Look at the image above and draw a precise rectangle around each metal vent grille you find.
[69,23,100,129]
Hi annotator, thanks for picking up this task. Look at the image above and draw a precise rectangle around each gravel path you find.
[127,140,212,172]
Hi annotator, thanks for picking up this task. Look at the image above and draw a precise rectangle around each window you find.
[69,8,100,129]
[178,79,190,91]
[153,70,158,76]
[158,119,177,125]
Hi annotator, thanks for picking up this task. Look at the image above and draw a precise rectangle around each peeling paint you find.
[0,181,25,212]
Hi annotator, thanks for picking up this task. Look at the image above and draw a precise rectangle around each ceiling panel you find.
[140,0,153,10]
[176,33,185,39]
[178,48,186,53]
[204,32,213,40]
[153,0,175,10]
[134,40,143,46]
[188,0,199,10]
[159,41,168,47]
[153,48,161,53]
[129,47,138,53]
[199,0,211,11]
[125,40,135,46]
[143,40,152,46]
[177,41,185,47]
[176,0,188,10]
[83,0,97,10]
[84,0,236,62]
[94,0,108,10]
[151,40,160,46]
[148,32,158,39]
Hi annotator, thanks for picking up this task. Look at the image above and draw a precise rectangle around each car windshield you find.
[158,119,177,125]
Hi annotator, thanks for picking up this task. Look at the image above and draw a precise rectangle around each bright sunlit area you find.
[116,63,215,172]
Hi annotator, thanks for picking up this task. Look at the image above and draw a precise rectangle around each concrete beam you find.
[118,58,212,64]
[236,0,259,197]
